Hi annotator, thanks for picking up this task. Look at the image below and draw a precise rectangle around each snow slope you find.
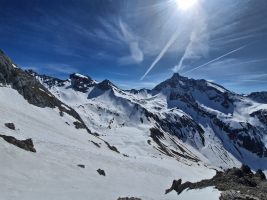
[0,86,218,200]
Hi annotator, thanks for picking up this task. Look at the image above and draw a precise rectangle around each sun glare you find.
[175,0,198,11]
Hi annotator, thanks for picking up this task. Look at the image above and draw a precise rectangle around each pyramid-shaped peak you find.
[170,73,187,81]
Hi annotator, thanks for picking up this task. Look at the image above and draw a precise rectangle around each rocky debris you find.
[0,134,36,152]
[90,140,101,148]
[77,164,85,168]
[165,165,267,199]
[104,141,120,153]
[97,169,106,176]
[220,190,260,200]
[117,197,142,200]
[4,123,15,130]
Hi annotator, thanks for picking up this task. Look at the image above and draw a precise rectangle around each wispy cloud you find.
[183,45,246,75]
[117,20,144,65]
[173,4,209,72]
[23,63,78,76]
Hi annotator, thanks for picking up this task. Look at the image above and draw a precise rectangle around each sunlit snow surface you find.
[0,87,217,200]
[178,187,221,200]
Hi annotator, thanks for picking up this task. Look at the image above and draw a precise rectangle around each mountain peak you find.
[170,73,188,81]
[171,73,181,79]
[69,73,93,81]
[69,73,95,92]
[97,79,116,91]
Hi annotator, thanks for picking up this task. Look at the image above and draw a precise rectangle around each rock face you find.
[0,50,91,134]
[4,123,15,130]
[151,73,267,159]
[250,109,267,125]
[248,91,267,104]
[165,165,267,200]
[0,134,36,152]
[70,73,95,92]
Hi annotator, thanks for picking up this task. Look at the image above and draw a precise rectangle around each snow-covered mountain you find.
[31,68,267,170]
[0,49,266,199]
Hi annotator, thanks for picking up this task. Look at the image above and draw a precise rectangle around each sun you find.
[175,0,198,11]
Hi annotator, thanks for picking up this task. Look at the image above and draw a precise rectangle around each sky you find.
[0,0,267,93]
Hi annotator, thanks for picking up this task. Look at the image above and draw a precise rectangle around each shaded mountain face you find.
[151,73,267,158]
[69,73,96,92]
[248,92,267,104]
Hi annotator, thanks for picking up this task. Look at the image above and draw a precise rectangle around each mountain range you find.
[0,49,266,200]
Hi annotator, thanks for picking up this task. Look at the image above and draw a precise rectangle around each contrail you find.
[140,30,179,80]
[183,45,246,75]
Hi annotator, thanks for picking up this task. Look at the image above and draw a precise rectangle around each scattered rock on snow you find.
[0,134,36,152]
[90,140,101,148]
[104,141,120,153]
[97,169,106,176]
[117,197,142,200]
[77,164,85,168]
[4,123,15,130]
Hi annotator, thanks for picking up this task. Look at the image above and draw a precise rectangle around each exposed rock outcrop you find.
[0,49,91,134]
[77,164,85,168]
[165,165,267,200]
[4,123,15,130]
[0,134,36,152]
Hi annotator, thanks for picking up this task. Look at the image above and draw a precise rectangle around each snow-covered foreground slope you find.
[0,86,219,200]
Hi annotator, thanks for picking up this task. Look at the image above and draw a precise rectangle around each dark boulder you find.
[4,123,15,130]
[77,164,85,168]
[97,169,106,176]
[104,141,120,153]
[0,134,36,152]
[117,198,142,200]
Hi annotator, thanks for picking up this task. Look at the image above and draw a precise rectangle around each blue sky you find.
[0,0,267,93]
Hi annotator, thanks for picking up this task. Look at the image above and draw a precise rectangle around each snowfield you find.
[0,87,218,200]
